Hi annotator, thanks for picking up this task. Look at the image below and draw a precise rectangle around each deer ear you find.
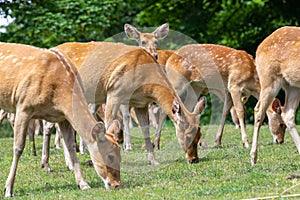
[106,120,122,146]
[91,122,106,142]
[172,98,181,124]
[153,23,169,39]
[193,96,206,115]
[271,98,282,114]
[107,120,121,134]
[124,24,140,40]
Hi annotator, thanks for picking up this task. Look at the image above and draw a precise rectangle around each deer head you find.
[124,23,169,60]
[267,99,286,144]
[171,96,207,163]
[89,121,121,189]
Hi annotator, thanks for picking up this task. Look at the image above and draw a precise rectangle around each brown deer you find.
[51,41,206,166]
[0,42,121,197]
[124,23,169,60]
[164,44,286,148]
[129,48,247,150]
[250,26,300,165]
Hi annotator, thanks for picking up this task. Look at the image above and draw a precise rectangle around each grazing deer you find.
[127,48,245,150]
[124,23,169,60]
[0,42,121,197]
[52,41,206,165]
[250,26,300,165]
[149,49,245,150]
[164,44,286,148]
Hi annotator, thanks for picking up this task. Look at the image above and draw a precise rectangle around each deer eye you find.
[279,123,285,129]
[108,155,114,163]
[141,41,146,46]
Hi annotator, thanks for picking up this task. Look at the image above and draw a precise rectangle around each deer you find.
[0,42,121,197]
[250,26,300,165]
[162,44,286,149]
[143,49,246,150]
[47,41,206,166]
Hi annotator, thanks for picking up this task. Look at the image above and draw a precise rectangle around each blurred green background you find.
[0,0,299,126]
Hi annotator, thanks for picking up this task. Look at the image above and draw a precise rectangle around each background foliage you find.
[1,0,300,124]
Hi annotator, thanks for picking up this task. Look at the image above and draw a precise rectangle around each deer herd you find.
[0,24,299,197]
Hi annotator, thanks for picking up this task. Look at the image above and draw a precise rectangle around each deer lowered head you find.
[88,120,122,189]
[162,93,207,164]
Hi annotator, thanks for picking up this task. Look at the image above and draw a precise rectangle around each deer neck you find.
[50,49,97,144]
[150,85,189,123]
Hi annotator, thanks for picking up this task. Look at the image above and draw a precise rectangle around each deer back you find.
[166,44,260,97]
[256,26,300,88]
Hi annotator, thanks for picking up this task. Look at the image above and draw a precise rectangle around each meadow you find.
[0,123,300,199]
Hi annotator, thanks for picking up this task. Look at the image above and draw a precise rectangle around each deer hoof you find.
[149,160,160,166]
[41,163,52,172]
[243,141,250,148]
[78,181,91,190]
[4,188,13,198]
[123,143,132,152]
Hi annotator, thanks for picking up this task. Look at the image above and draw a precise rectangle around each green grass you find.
[1,124,300,199]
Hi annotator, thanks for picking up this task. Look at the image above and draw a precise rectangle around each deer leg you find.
[79,135,86,155]
[58,124,74,171]
[5,111,29,198]
[230,88,249,148]
[120,105,132,151]
[153,108,167,150]
[230,107,240,129]
[282,86,300,154]
[27,120,37,156]
[41,121,55,171]
[215,92,233,148]
[251,86,278,165]
[58,120,90,190]
[134,107,159,165]
[0,109,7,125]
[54,126,61,149]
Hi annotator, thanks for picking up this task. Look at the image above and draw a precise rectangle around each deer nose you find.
[275,139,284,144]
[188,157,199,164]
[114,184,121,190]
[110,182,121,190]
[153,53,158,60]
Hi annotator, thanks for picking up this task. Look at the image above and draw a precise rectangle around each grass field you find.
[0,124,300,199]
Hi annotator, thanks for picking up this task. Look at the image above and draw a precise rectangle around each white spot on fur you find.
[4,55,14,60]
[16,62,23,67]
[12,58,18,63]
[28,56,35,60]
